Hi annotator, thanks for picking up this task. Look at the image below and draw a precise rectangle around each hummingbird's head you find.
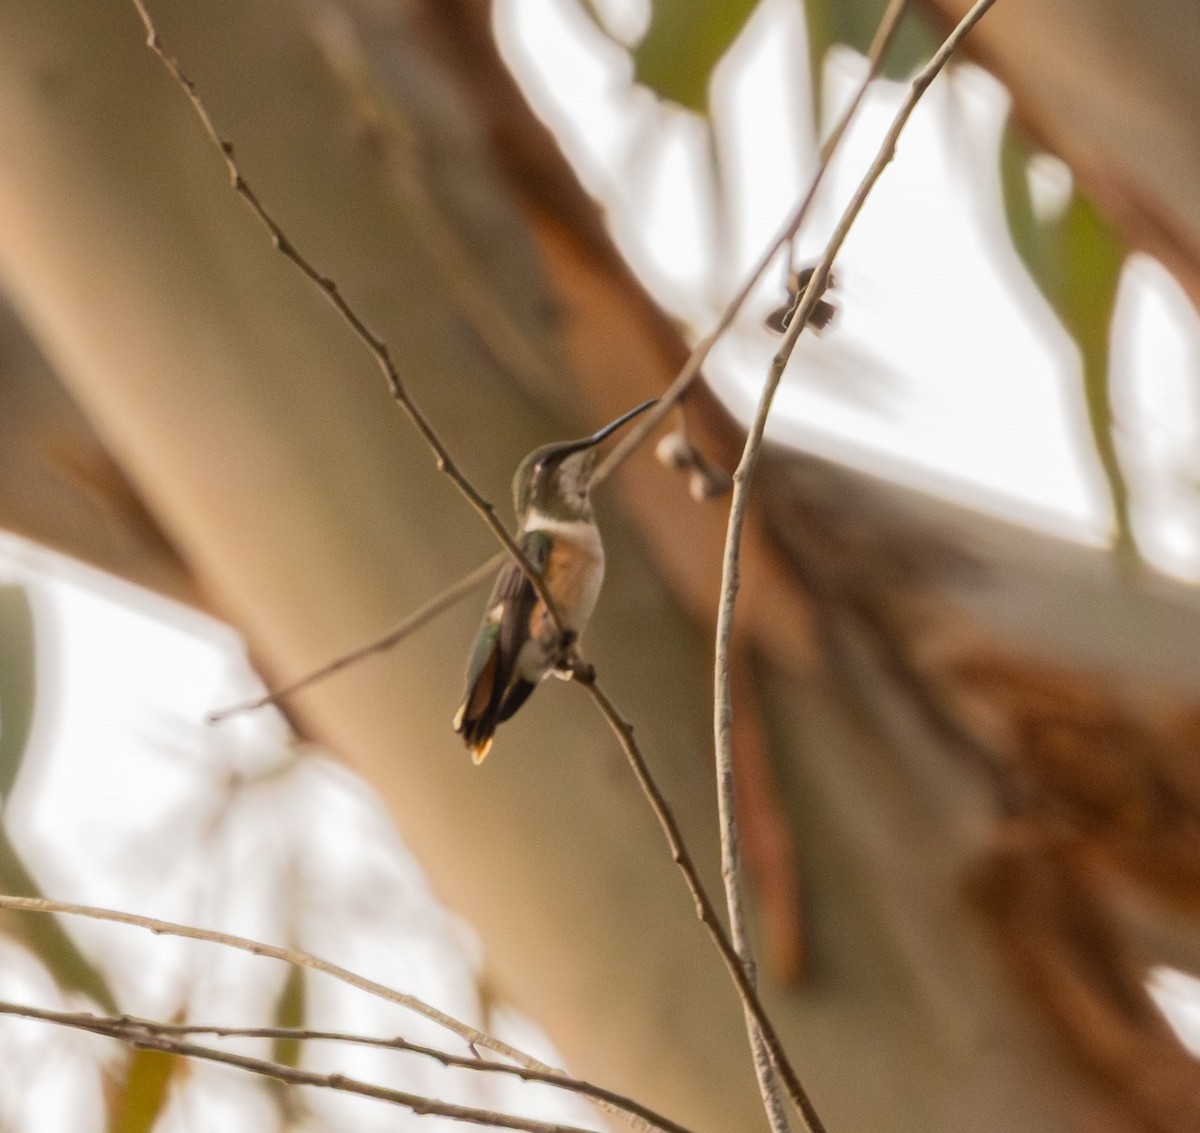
[512,399,656,521]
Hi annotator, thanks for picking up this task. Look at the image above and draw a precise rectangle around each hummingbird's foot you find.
[564,655,596,685]
[550,629,577,672]
[552,635,594,685]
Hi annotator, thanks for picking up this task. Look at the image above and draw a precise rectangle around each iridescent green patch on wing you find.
[462,620,501,709]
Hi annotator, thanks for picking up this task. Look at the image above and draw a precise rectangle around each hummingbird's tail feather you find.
[453,701,497,763]
[454,646,503,761]
[469,735,493,764]
[497,679,536,724]
[453,670,537,764]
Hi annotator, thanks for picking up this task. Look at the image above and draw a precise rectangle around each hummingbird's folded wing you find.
[453,531,551,760]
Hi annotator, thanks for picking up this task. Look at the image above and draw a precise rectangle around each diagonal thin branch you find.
[31,1012,695,1133]
[592,0,912,491]
[0,893,659,1130]
[0,1001,600,1133]
[208,552,504,721]
[576,679,827,1133]
[710,0,998,1128]
[127,0,567,640]
[816,1,914,174]
[0,893,520,1055]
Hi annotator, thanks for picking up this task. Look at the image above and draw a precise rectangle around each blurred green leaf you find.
[271,962,306,1069]
[0,585,35,804]
[804,0,939,118]
[107,1046,177,1133]
[633,0,760,112]
[0,585,119,1012]
[1000,122,1133,561]
[0,831,119,1012]
[265,960,312,1125]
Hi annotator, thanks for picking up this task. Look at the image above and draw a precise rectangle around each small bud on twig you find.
[765,266,838,335]
[656,429,733,500]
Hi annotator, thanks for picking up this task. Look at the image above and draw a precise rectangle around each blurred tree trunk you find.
[0,1,1198,1131]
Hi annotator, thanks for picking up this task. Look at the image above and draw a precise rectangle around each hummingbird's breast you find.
[526,513,605,629]
[519,513,606,680]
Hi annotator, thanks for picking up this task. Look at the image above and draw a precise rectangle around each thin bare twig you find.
[713,641,790,1128]
[575,679,827,1133]
[716,8,917,1126]
[0,895,678,1133]
[127,0,567,640]
[817,1,913,171]
[0,1001,599,1133]
[592,0,912,491]
[711,0,997,1127]
[30,1011,693,1133]
[208,552,504,721]
[0,897,584,1098]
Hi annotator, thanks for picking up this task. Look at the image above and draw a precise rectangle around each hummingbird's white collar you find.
[523,511,603,552]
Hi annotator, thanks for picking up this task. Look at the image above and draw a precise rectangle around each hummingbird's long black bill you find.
[557,398,658,458]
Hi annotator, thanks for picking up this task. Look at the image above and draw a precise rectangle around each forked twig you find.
[41,1012,695,1133]
[711,0,998,1127]
[0,895,682,1133]
[592,0,912,490]
[577,680,827,1133]
[0,1001,600,1133]
[0,894,526,1057]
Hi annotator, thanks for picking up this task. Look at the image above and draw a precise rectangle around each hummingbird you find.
[453,399,657,763]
